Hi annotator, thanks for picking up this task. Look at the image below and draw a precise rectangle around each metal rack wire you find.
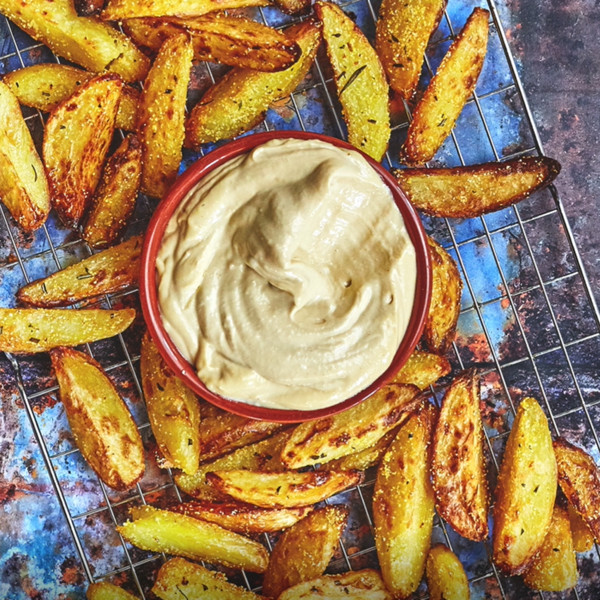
[1,0,599,598]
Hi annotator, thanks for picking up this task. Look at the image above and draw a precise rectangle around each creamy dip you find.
[157,138,416,410]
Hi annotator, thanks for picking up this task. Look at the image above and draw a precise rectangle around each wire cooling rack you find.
[1,0,600,598]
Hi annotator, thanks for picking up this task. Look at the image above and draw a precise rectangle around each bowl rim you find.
[140,130,432,423]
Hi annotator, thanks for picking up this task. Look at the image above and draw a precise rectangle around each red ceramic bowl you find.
[140,131,431,423]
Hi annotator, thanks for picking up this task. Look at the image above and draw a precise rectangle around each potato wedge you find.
[272,0,310,14]
[315,1,390,161]
[123,15,301,72]
[375,0,446,100]
[262,505,348,598]
[43,73,121,228]
[401,8,489,165]
[87,582,140,600]
[206,469,361,508]
[392,350,451,389]
[281,384,421,469]
[51,347,144,490]
[185,20,321,148]
[553,437,600,540]
[82,135,142,248]
[431,370,489,541]
[426,544,470,600]
[424,238,463,354]
[278,569,392,600]
[76,0,106,16]
[373,402,437,599]
[17,236,142,307]
[492,397,557,575]
[140,331,200,475]
[102,0,268,19]
[568,504,595,553]
[170,500,312,534]
[0,80,50,232]
[118,505,268,573]
[0,307,135,353]
[0,0,149,82]
[137,32,193,199]
[522,506,578,592]
[152,558,265,600]
[3,64,139,131]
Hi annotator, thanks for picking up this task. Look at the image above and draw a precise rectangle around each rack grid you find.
[1,0,599,598]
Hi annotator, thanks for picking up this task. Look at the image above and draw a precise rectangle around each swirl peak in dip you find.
[157,138,416,411]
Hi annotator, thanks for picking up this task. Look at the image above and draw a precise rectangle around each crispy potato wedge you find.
[394,156,561,218]
[206,469,361,508]
[170,500,312,534]
[140,331,201,474]
[152,558,265,600]
[553,437,600,540]
[431,370,489,541]
[376,0,446,100]
[392,350,451,389]
[281,384,420,469]
[102,0,269,19]
[426,544,470,600]
[118,505,269,572]
[0,307,135,353]
[123,15,301,72]
[315,1,390,161]
[82,135,142,248]
[43,73,121,228]
[425,237,463,354]
[278,569,392,600]
[17,236,142,307]
[272,0,310,14]
[401,8,489,165]
[492,397,557,575]
[137,32,193,199]
[262,505,348,598]
[51,347,144,490]
[86,582,140,600]
[568,504,596,553]
[76,0,106,16]
[0,0,149,82]
[185,20,321,148]
[373,402,437,599]
[0,80,50,232]
[3,64,139,131]
[522,506,578,592]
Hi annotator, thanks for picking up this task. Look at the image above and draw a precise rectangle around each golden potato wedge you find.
[0,0,149,82]
[568,504,596,553]
[522,506,578,592]
[140,331,201,475]
[0,307,135,353]
[185,20,321,148]
[278,569,392,600]
[426,544,470,600]
[0,80,50,232]
[118,505,269,572]
[152,558,265,600]
[206,469,361,508]
[281,384,421,469]
[424,237,463,354]
[3,64,139,131]
[137,32,193,199]
[272,0,310,14]
[86,582,140,600]
[82,135,142,248]
[123,15,301,72]
[392,350,452,389]
[431,370,489,541]
[175,430,290,499]
[373,402,437,599]
[401,8,489,165]
[553,437,600,540]
[492,397,557,575]
[43,73,121,228]
[170,500,312,534]
[51,347,144,490]
[315,1,390,161]
[102,0,268,19]
[394,156,561,218]
[17,236,142,307]
[375,0,446,100]
[262,505,348,598]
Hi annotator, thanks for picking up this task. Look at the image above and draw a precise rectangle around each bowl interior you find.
[140,131,432,423]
